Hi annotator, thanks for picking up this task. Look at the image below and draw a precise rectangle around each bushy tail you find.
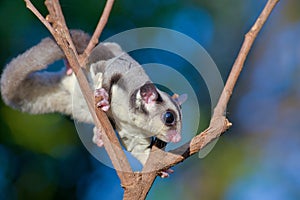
[0,30,90,114]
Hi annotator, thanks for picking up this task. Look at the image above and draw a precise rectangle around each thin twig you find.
[79,0,115,66]
[167,0,280,169]
[213,0,280,117]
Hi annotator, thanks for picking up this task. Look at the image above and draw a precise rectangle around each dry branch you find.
[24,0,134,186]
[23,0,280,199]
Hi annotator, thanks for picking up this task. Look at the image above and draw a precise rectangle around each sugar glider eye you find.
[163,110,176,126]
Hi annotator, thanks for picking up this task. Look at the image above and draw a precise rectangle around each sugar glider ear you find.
[139,83,158,104]
[172,93,188,105]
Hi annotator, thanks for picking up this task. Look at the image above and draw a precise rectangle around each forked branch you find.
[23,0,280,199]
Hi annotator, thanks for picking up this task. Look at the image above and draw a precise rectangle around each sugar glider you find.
[0,30,186,168]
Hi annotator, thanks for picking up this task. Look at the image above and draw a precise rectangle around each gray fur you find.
[91,52,184,164]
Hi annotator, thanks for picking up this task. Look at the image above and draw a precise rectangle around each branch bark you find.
[23,0,280,199]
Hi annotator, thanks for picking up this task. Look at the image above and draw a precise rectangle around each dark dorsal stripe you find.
[87,44,115,65]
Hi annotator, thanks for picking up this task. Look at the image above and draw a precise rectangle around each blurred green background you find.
[1,0,300,199]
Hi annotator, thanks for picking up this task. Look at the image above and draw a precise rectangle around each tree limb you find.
[24,0,134,186]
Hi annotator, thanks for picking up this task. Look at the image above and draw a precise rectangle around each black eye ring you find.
[162,110,176,126]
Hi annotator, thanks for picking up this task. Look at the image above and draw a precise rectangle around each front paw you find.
[159,168,174,178]
[94,88,110,111]
[93,126,104,147]
[64,59,73,75]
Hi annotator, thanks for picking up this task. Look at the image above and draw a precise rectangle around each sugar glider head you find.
[130,82,187,143]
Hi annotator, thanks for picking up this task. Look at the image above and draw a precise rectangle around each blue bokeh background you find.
[0,0,299,199]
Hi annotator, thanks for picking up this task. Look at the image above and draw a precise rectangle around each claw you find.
[94,88,110,111]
